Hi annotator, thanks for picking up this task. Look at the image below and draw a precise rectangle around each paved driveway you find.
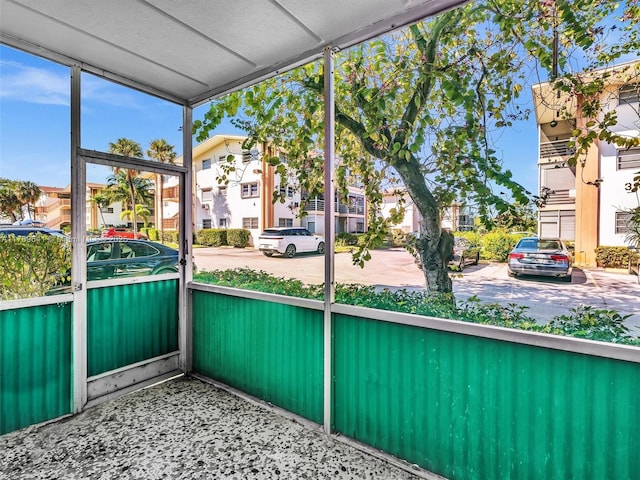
[193,247,640,334]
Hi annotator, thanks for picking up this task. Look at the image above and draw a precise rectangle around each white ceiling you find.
[0,0,467,107]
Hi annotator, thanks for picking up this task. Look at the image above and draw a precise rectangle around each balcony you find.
[303,198,365,216]
[2,282,637,480]
[540,139,573,160]
[162,186,179,200]
[543,188,576,205]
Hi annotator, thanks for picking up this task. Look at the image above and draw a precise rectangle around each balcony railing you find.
[163,186,179,199]
[542,188,575,205]
[303,198,365,216]
[540,139,573,159]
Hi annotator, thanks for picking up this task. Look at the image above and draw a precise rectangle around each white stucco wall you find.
[598,128,640,246]
[192,139,299,246]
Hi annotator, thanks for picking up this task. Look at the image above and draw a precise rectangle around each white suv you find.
[258,227,325,258]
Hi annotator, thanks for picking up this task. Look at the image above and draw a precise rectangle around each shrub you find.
[482,230,519,262]
[161,230,178,244]
[192,267,640,346]
[548,305,634,343]
[227,228,251,247]
[594,246,634,268]
[0,234,70,300]
[146,228,159,241]
[388,229,407,247]
[336,232,358,246]
[196,228,227,247]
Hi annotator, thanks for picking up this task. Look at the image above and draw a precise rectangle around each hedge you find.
[594,246,637,268]
[0,234,70,300]
[480,230,520,262]
[196,228,227,247]
[227,228,251,247]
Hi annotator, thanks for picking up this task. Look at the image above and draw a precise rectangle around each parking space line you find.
[584,269,599,289]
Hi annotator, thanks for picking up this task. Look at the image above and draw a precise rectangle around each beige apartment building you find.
[533,60,640,266]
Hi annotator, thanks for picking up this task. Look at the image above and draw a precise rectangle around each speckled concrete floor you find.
[0,377,424,480]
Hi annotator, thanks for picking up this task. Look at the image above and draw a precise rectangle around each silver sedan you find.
[507,237,573,282]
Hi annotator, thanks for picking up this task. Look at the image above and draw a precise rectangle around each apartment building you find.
[533,60,640,266]
[381,190,475,233]
[186,135,367,246]
[35,183,123,230]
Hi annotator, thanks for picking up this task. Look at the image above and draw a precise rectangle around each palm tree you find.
[89,191,112,228]
[147,139,177,243]
[108,138,143,233]
[105,171,154,229]
[15,181,41,220]
[120,204,151,228]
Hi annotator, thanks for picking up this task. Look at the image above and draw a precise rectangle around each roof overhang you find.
[1,0,468,107]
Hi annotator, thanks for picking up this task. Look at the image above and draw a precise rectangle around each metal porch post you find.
[179,105,194,374]
[323,46,336,435]
[70,64,87,412]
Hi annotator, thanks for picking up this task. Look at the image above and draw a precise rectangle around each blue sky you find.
[0,43,540,193]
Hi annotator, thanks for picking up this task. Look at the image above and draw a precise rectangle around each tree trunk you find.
[128,175,138,233]
[393,159,452,294]
[157,174,165,243]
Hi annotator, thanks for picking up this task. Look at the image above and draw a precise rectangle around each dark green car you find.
[85,239,179,280]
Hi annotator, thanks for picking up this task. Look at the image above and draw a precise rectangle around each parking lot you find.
[193,247,640,335]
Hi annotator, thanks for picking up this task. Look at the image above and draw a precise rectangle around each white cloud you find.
[0,60,68,105]
[0,59,145,110]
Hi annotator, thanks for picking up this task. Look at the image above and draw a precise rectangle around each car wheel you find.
[563,274,572,283]
[263,251,274,257]
[508,270,517,278]
[317,241,325,254]
[473,253,480,265]
[284,244,296,258]
[458,257,465,272]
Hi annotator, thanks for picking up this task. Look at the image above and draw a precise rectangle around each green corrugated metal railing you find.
[192,290,324,424]
[332,313,640,480]
[88,280,178,377]
[0,302,72,435]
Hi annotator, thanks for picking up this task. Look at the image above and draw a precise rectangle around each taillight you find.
[550,254,568,262]
[509,253,524,260]
[260,236,283,240]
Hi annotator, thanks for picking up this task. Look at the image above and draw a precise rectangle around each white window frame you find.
[241,182,259,198]
[201,188,213,202]
[617,148,640,170]
[615,211,631,235]
[242,217,259,229]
